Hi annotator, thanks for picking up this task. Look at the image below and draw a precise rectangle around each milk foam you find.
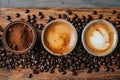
[90,28,110,50]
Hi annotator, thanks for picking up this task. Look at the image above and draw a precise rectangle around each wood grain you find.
[0,8,120,80]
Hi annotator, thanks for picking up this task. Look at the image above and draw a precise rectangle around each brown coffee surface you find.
[44,22,73,54]
[6,23,33,51]
[84,21,114,54]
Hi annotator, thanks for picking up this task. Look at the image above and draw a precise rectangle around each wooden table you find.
[0,8,120,80]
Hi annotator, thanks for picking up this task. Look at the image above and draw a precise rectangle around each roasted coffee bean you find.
[62,14,67,19]
[38,24,44,30]
[28,73,32,78]
[27,15,31,19]
[73,14,78,19]
[109,68,114,72]
[38,12,43,16]
[32,69,39,74]
[94,67,99,72]
[116,21,120,25]
[58,14,62,18]
[72,70,77,75]
[87,68,92,73]
[98,15,103,19]
[6,16,11,20]
[24,9,30,13]
[0,26,3,32]
[31,14,36,20]
[117,14,120,19]
[112,10,117,14]
[92,10,97,15]
[40,15,44,19]
[61,71,66,75]
[48,16,54,21]
[16,13,20,17]
[104,67,109,72]
[58,67,64,72]
[66,10,72,15]
[50,68,54,73]
[26,18,31,22]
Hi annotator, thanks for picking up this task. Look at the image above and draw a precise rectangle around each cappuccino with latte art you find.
[82,20,118,56]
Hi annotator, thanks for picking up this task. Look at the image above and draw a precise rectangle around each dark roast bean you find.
[38,24,44,30]
[0,26,3,32]
[40,15,44,19]
[62,14,67,19]
[104,67,109,72]
[31,14,36,20]
[109,68,114,72]
[6,16,11,20]
[66,10,72,15]
[24,9,30,13]
[117,14,120,19]
[61,71,66,75]
[73,14,78,19]
[116,21,120,25]
[58,14,62,18]
[32,69,39,74]
[38,12,43,16]
[28,73,32,78]
[50,68,54,73]
[94,67,99,72]
[92,10,97,15]
[87,69,92,73]
[16,13,20,17]
[98,15,103,19]
[112,10,117,14]
[72,70,77,75]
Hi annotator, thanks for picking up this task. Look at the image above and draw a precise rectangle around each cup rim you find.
[81,19,118,56]
[41,19,78,56]
[2,20,37,54]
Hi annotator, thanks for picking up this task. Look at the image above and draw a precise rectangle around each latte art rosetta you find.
[90,28,110,50]
[85,21,114,54]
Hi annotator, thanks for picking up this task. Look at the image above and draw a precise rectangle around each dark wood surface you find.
[0,8,120,80]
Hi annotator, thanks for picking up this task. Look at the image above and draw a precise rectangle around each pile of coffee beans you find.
[0,9,120,78]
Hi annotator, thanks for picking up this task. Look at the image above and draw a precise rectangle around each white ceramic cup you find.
[81,20,118,56]
[41,19,78,56]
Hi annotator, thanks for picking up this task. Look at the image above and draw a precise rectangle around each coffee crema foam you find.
[84,21,114,54]
[44,22,74,54]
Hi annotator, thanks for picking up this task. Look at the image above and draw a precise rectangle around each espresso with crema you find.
[84,21,115,54]
[44,21,75,54]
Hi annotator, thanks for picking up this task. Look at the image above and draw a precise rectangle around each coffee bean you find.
[112,10,117,14]
[16,13,20,17]
[24,9,30,13]
[72,70,77,75]
[6,16,11,20]
[0,26,3,32]
[92,11,97,15]
[109,68,114,72]
[61,71,66,75]
[66,10,72,15]
[32,69,39,74]
[87,69,92,73]
[98,15,103,19]
[50,68,54,73]
[94,67,99,72]
[38,12,43,16]
[62,14,67,19]
[116,21,120,25]
[38,24,44,30]
[28,73,32,78]
[31,14,36,20]
[104,67,109,72]
[40,15,44,19]
[117,14,120,19]
[73,14,78,19]
[58,14,62,18]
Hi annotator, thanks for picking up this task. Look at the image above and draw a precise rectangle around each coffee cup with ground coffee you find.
[41,19,78,56]
[82,20,118,56]
[2,21,37,54]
